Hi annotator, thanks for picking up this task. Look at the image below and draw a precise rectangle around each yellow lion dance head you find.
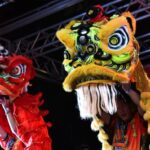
[56,10,150,150]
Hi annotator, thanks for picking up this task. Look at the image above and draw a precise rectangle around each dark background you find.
[0,0,149,149]
[29,78,101,150]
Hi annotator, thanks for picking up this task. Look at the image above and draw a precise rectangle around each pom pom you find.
[87,4,108,22]
[91,117,104,131]
[102,141,113,150]
[97,128,108,141]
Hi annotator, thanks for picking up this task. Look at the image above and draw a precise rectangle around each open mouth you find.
[63,64,129,92]
[76,75,112,84]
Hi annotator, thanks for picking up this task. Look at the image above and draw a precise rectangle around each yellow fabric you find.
[133,61,150,92]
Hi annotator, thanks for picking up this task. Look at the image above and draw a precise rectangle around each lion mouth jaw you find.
[63,64,129,92]
[75,75,112,84]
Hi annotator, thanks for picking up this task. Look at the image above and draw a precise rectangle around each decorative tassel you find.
[91,116,113,150]
[91,116,104,131]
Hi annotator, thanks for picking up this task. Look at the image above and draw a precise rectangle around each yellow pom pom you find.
[102,141,113,150]
[140,100,146,111]
[144,111,150,121]
[141,92,150,99]
[97,128,109,141]
[91,117,104,131]
[91,117,113,150]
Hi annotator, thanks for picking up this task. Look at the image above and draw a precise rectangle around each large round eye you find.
[64,50,71,59]
[108,26,129,50]
[10,64,26,78]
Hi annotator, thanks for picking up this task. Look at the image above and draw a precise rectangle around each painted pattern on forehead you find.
[64,19,134,66]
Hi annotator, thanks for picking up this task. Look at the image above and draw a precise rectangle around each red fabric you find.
[89,5,108,23]
[0,93,52,150]
[113,113,146,150]
[125,113,146,150]
[0,106,15,149]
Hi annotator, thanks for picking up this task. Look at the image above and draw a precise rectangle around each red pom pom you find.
[87,4,108,22]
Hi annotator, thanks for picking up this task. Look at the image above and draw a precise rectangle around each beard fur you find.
[75,84,117,119]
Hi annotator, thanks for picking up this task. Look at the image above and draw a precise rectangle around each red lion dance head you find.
[0,45,52,150]
[0,54,35,99]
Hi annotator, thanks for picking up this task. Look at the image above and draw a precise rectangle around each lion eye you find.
[108,26,129,50]
[10,64,26,78]
[109,36,119,45]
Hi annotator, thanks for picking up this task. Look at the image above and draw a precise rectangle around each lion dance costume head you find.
[0,53,35,100]
[0,45,52,149]
[56,4,150,150]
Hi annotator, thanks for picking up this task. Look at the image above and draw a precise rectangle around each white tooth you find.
[75,83,118,119]
[98,84,117,115]
[76,86,93,119]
